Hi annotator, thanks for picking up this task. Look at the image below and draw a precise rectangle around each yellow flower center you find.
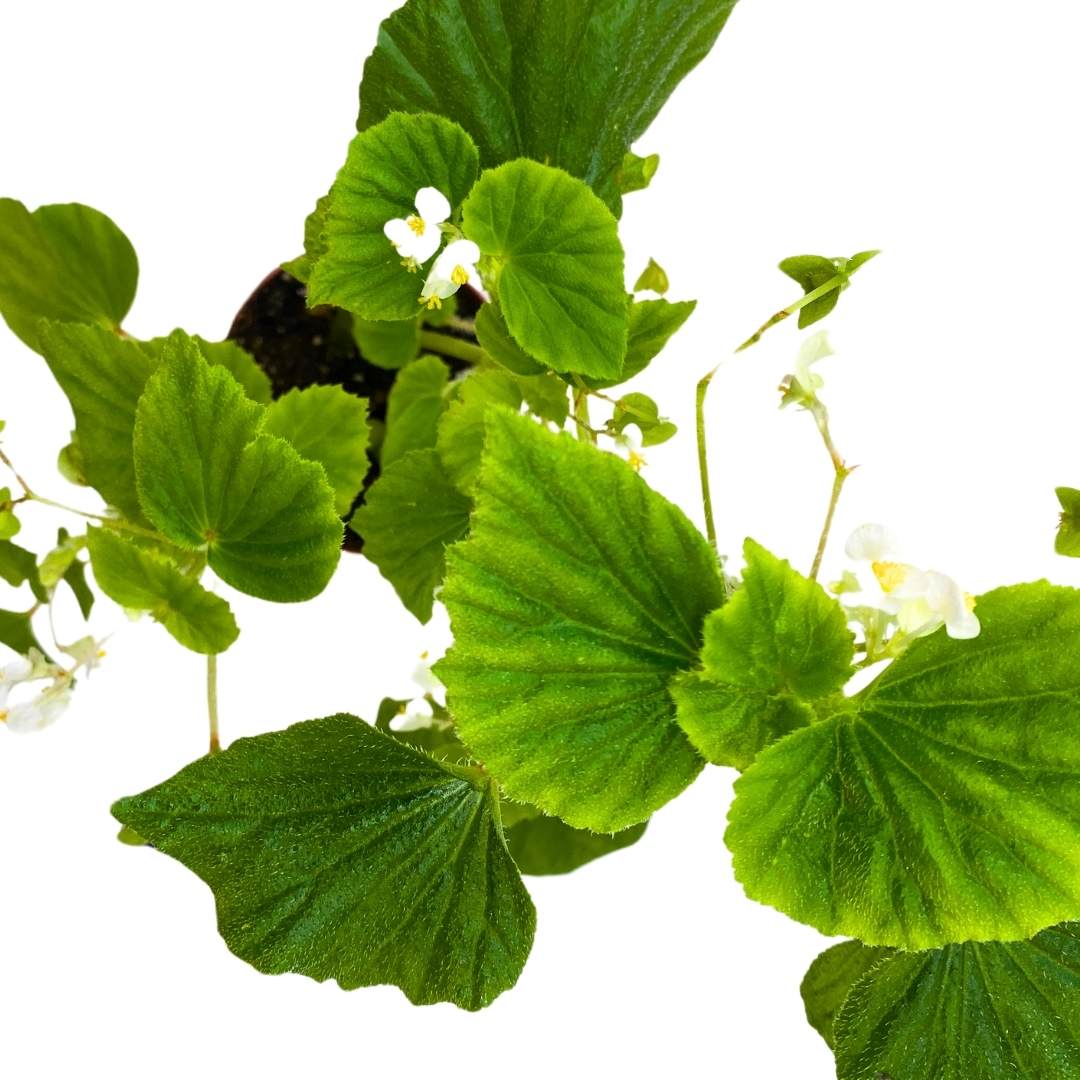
[964,593,977,612]
[450,264,469,286]
[627,450,646,472]
[407,215,425,236]
[419,294,443,311]
[872,560,909,593]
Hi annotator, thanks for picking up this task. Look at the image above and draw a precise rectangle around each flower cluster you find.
[383,187,480,310]
[1,637,106,734]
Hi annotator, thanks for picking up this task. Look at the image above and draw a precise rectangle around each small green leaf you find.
[583,298,696,390]
[726,581,1080,949]
[502,807,647,877]
[1055,486,1080,557]
[0,539,38,589]
[353,315,421,370]
[263,386,370,516]
[475,303,545,377]
[436,368,521,495]
[633,258,670,295]
[112,714,536,1010]
[86,527,238,654]
[0,608,43,657]
[281,192,331,284]
[307,113,480,320]
[800,940,894,1050]
[834,923,1080,1080]
[141,335,273,406]
[381,355,451,469]
[672,539,855,769]
[0,199,137,350]
[61,556,95,620]
[606,392,677,448]
[38,531,85,588]
[133,331,342,602]
[462,160,628,380]
[57,437,87,486]
[616,152,660,196]
[779,249,880,329]
[353,449,471,624]
[517,372,570,426]
[437,411,724,832]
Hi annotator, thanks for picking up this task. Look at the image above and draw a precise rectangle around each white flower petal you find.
[4,688,71,734]
[797,330,834,368]
[946,609,981,639]
[383,217,414,250]
[845,523,899,562]
[414,186,451,225]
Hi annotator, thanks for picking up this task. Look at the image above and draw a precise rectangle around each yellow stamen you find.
[406,215,425,236]
[419,294,443,311]
[450,265,469,286]
[872,560,909,593]
[627,450,646,472]
[964,593,977,612]
[0,709,8,723]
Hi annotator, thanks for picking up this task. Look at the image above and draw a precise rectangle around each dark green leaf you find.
[462,161,627,380]
[1056,487,1080,557]
[834,923,1080,1080]
[86,527,238,654]
[502,806,647,876]
[436,410,724,832]
[353,449,471,624]
[133,331,342,602]
[62,557,95,619]
[0,608,43,657]
[358,0,738,214]
[307,113,480,320]
[672,539,855,769]
[0,540,37,589]
[0,199,137,350]
[381,355,451,469]
[727,582,1080,948]
[801,940,894,1050]
[778,249,880,329]
[475,303,545,377]
[112,714,536,1010]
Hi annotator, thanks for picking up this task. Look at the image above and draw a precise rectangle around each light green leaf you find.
[263,386,370,516]
[86,527,238,654]
[353,449,471,624]
[615,152,660,196]
[633,258,670,295]
[474,303,545,377]
[779,250,880,330]
[358,0,737,215]
[580,298,696,390]
[673,539,855,769]
[112,714,536,1010]
[436,368,521,495]
[353,315,421,370]
[517,372,570,427]
[381,355,451,469]
[38,530,85,588]
[133,331,342,602]
[142,335,273,406]
[727,582,1080,949]
[436,410,724,832]
[502,805,648,876]
[307,113,480,320]
[606,392,677,447]
[834,923,1080,1080]
[0,199,137,350]
[1055,486,1080,557]
[800,940,894,1050]
[462,160,628,380]
[281,192,331,284]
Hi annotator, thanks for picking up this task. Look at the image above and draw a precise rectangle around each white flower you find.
[64,635,107,672]
[0,656,34,708]
[3,684,72,734]
[781,331,833,407]
[383,187,451,264]
[614,429,647,472]
[419,239,481,310]
[843,523,980,640]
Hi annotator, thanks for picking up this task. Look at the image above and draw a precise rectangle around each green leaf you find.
[834,923,1080,1080]
[0,608,42,657]
[307,113,480,320]
[502,807,647,876]
[86,527,238,654]
[726,581,1080,949]
[606,392,677,448]
[1056,486,1080,557]
[462,160,628,380]
[61,556,95,620]
[281,192,331,284]
[353,449,471,624]
[358,0,737,215]
[474,303,544,377]
[436,411,724,832]
[778,249,880,329]
[615,152,660,196]
[142,335,273,406]
[263,386,370,516]
[633,258,670,295]
[38,530,85,588]
[517,372,570,426]
[800,940,894,1050]
[0,540,38,589]
[353,315,421,370]
[133,331,343,602]
[0,199,137,350]
[381,355,451,469]
[435,368,521,495]
[672,539,855,769]
[112,714,535,1010]
[580,298,696,390]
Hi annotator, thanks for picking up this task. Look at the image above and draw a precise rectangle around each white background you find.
[2,2,1079,1076]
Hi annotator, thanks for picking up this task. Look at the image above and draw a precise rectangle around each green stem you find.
[808,401,853,581]
[572,389,595,444]
[695,365,720,553]
[207,654,220,755]
[735,273,847,353]
[418,329,485,366]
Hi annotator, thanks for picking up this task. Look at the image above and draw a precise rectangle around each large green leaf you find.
[380,355,451,469]
[672,539,854,769]
[462,160,627,380]
[833,923,1080,1080]
[727,582,1080,949]
[0,199,137,350]
[502,805,647,876]
[112,714,535,1010]
[583,298,697,390]
[436,410,723,832]
[86,527,238,655]
[144,335,272,405]
[358,0,738,215]
[306,113,480,320]
[800,940,894,1051]
[133,332,342,602]
[353,449,471,624]
[263,386,370,516]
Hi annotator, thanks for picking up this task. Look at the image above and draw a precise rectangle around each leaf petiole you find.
[735,273,848,353]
